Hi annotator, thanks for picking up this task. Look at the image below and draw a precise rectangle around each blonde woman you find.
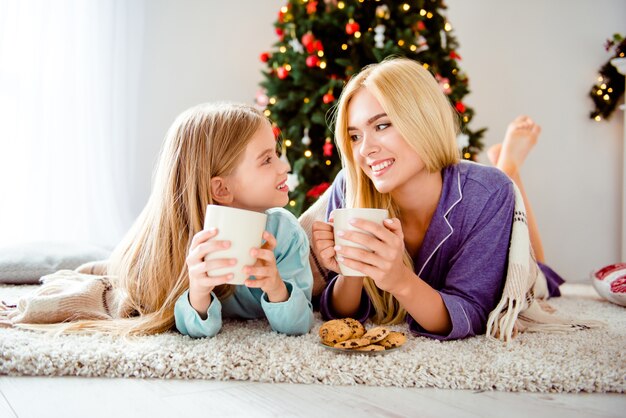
[73,103,314,337]
[311,58,563,340]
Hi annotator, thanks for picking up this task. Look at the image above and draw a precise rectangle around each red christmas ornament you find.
[306,0,318,14]
[272,125,281,138]
[306,182,330,199]
[313,40,324,52]
[449,50,462,60]
[323,142,334,157]
[306,55,320,68]
[417,21,426,31]
[345,21,360,35]
[322,92,335,104]
[277,66,289,80]
[302,32,315,49]
[278,10,284,23]
[455,101,466,113]
[275,27,284,37]
[260,52,271,63]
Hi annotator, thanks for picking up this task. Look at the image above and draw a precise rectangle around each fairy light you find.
[269,97,277,104]
[464,152,471,159]
[444,22,452,31]
[409,45,417,51]
[600,83,607,89]
[598,76,603,82]
[354,31,361,38]
[279,46,287,53]
[604,94,610,100]
[402,3,410,11]
[608,88,613,93]
[304,150,313,158]
[289,200,296,207]
[341,44,348,50]
[594,115,602,121]
[320,61,327,69]
[303,97,310,103]
[463,116,469,123]
[281,6,288,13]
[264,109,271,117]
[452,68,458,74]
[597,89,603,95]
[285,64,292,71]
[422,63,429,70]
[337,1,345,9]
[420,9,427,16]
[285,139,292,147]
[398,39,405,46]
[317,50,324,57]
[326,160,332,166]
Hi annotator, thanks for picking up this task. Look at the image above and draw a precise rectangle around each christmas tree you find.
[257,0,485,216]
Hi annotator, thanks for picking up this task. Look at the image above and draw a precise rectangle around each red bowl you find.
[591,263,626,307]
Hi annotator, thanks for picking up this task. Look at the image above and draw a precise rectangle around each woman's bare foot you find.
[487,143,502,165]
[496,115,540,175]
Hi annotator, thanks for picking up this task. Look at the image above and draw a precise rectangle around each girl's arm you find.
[174,290,223,338]
[258,209,314,335]
[174,228,237,338]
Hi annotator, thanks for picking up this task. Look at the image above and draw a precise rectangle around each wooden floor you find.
[0,376,623,417]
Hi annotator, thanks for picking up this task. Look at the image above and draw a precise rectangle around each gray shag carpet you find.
[0,283,624,393]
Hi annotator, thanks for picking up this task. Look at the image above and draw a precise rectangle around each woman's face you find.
[347,87,426,194]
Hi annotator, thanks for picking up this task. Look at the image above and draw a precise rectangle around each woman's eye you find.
[349,134,361,142]
[376,123,390,131]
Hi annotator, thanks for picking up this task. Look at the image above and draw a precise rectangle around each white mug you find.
[203,205,268,285]
[333,208,389,277]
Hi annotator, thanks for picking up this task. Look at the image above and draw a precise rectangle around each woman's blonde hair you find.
[62,103,268,335]
[332,58,460,325]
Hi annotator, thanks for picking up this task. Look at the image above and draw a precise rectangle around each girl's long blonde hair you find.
[61,103,267,335]
[332,58,460,325]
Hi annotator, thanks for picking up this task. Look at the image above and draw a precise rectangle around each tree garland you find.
[589,33,625,122]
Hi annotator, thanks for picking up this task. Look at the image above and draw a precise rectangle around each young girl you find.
[172,103,314,338]
[74,103,314,337]
[311,58,563,340]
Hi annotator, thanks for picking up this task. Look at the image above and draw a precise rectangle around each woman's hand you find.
[311,219,341,273]
[243,231,289,303]
[333,218,411,294]
[186,228,236,316]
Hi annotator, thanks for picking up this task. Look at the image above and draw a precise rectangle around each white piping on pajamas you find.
[417,170,463,278]
[459,301,471,333]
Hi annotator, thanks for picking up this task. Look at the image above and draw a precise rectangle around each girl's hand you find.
[243,231,288,302]
[186,228,236,316]
[333,218,411,294]
[311,219,341,273]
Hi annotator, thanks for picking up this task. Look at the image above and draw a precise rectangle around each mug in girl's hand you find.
[204,205,268,285]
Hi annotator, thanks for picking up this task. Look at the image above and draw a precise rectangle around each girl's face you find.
[347,88,426,194]
[227,122,290,212]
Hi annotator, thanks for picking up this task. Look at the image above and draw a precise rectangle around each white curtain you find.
[0,0,144,248]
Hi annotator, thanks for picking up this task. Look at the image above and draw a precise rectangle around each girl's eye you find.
[349,134,361,142]
[263,155,273,165]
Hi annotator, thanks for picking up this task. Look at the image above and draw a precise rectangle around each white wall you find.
[131,0,625,281]
[445,0,626,281]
